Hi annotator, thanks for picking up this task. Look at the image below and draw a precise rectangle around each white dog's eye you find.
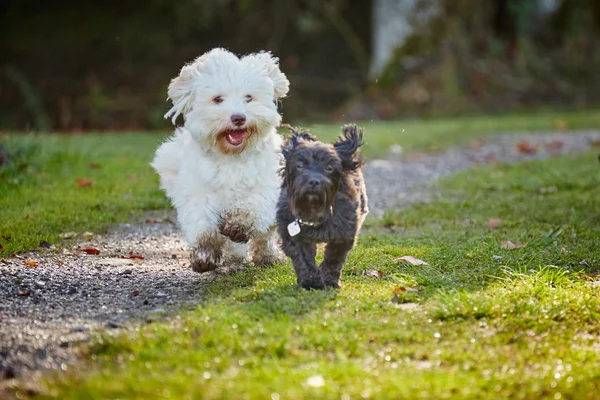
[245,95,253,103]
[213,96,224,104]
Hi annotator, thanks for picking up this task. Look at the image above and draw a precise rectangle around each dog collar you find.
[287,206,333,237]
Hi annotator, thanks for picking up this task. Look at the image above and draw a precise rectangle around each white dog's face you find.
[165,48,290,155]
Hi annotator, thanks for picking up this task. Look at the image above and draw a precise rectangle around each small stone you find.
[39,240,53,249]
[67,286,77,295]
[119,269,133,275]
[1,366,16,380]
[106,322,121,329]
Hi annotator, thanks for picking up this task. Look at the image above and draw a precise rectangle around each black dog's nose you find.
[308,178,321,188]
[230,113,246,126]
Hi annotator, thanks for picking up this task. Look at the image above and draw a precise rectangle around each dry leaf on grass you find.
[555,119,568,131]
[17,290,31,297]
[546,139,564,150]
[487,218,502,228]
[395,256,429,266]
[516,141,538,154]
[500,240,528,249]
[24,261,37,268]
[88,163,102,169]
[364,269,384,278]
[76,178,94,187]
[82,247,101,255]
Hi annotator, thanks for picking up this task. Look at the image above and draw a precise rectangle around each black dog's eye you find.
[245,95,253,103]
[325,165,334,173]
[296,163,304,170]
[213,96,223,104]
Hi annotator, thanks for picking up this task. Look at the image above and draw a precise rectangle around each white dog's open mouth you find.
[224,129,247,146]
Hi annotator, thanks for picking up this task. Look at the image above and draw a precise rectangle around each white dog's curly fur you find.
[151,48,289,272]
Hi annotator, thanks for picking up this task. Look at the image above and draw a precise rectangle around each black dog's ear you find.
[280,124,317,159]
[333,124,364,170]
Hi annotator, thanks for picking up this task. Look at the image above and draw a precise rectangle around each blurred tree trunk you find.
[371,0,421,78]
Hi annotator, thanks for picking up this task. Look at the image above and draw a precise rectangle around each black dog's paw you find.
[219,219,252,243]
[298,276,326,290]
[323,279,342,289]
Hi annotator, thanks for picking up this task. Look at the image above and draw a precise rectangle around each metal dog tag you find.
[287,220,301,237]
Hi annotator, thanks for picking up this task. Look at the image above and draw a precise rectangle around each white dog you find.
[151,48,289,272]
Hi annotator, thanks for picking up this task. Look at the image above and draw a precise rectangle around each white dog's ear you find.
[164,62,198,124]
[244,52,290,99]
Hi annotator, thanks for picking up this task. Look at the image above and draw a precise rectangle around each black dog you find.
[276,124,368,289]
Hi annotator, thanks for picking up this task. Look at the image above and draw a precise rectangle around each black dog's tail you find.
[334,124,365,170]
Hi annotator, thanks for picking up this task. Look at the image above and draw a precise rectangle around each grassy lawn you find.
[2,109,600,258]
[19,146,599,396]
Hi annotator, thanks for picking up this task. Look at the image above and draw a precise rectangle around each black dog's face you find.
[284,142,343,221]
[282,125,363,222]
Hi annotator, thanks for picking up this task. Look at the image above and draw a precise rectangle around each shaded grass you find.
[2,109,600,257]
[30,150,600,399]
[0,133,169,257]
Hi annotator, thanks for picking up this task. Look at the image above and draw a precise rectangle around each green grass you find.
[2,109,600,257]
[0,133,170,257]
[27,147,600,398]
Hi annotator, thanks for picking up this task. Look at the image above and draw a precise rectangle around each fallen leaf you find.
[484,152,497,164]
[546,139,564,150]
[24,261,38,268]
[171,254,177,259]
[406,153,426,162]
[500,240,528,249]
[395,302,419,311]
[132,290,140,297]
[469,139,483,150]
[590,138,600,147]
[82,247,101,255]
[395,256,429,266]
[17,290,31,297]
[394,286,407,292]
[487,218,502,228]
[59,232,77,239]
[129,254,144,260]
[76,178,94,187]
[146,219,157,224]
[88,163,102,169]
[516,141,538,154]
[555,119,568,131]
[364,269,384,278]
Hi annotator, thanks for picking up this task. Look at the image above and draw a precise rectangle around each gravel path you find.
[1,130,599,390]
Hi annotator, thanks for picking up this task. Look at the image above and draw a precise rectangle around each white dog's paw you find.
[252,252,285,267]
[189,249,219,273]
[218,210,254,243]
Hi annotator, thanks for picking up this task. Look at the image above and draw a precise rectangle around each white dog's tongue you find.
[226,130,246,145]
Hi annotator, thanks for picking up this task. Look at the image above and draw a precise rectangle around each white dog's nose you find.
[231,113,246,126]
